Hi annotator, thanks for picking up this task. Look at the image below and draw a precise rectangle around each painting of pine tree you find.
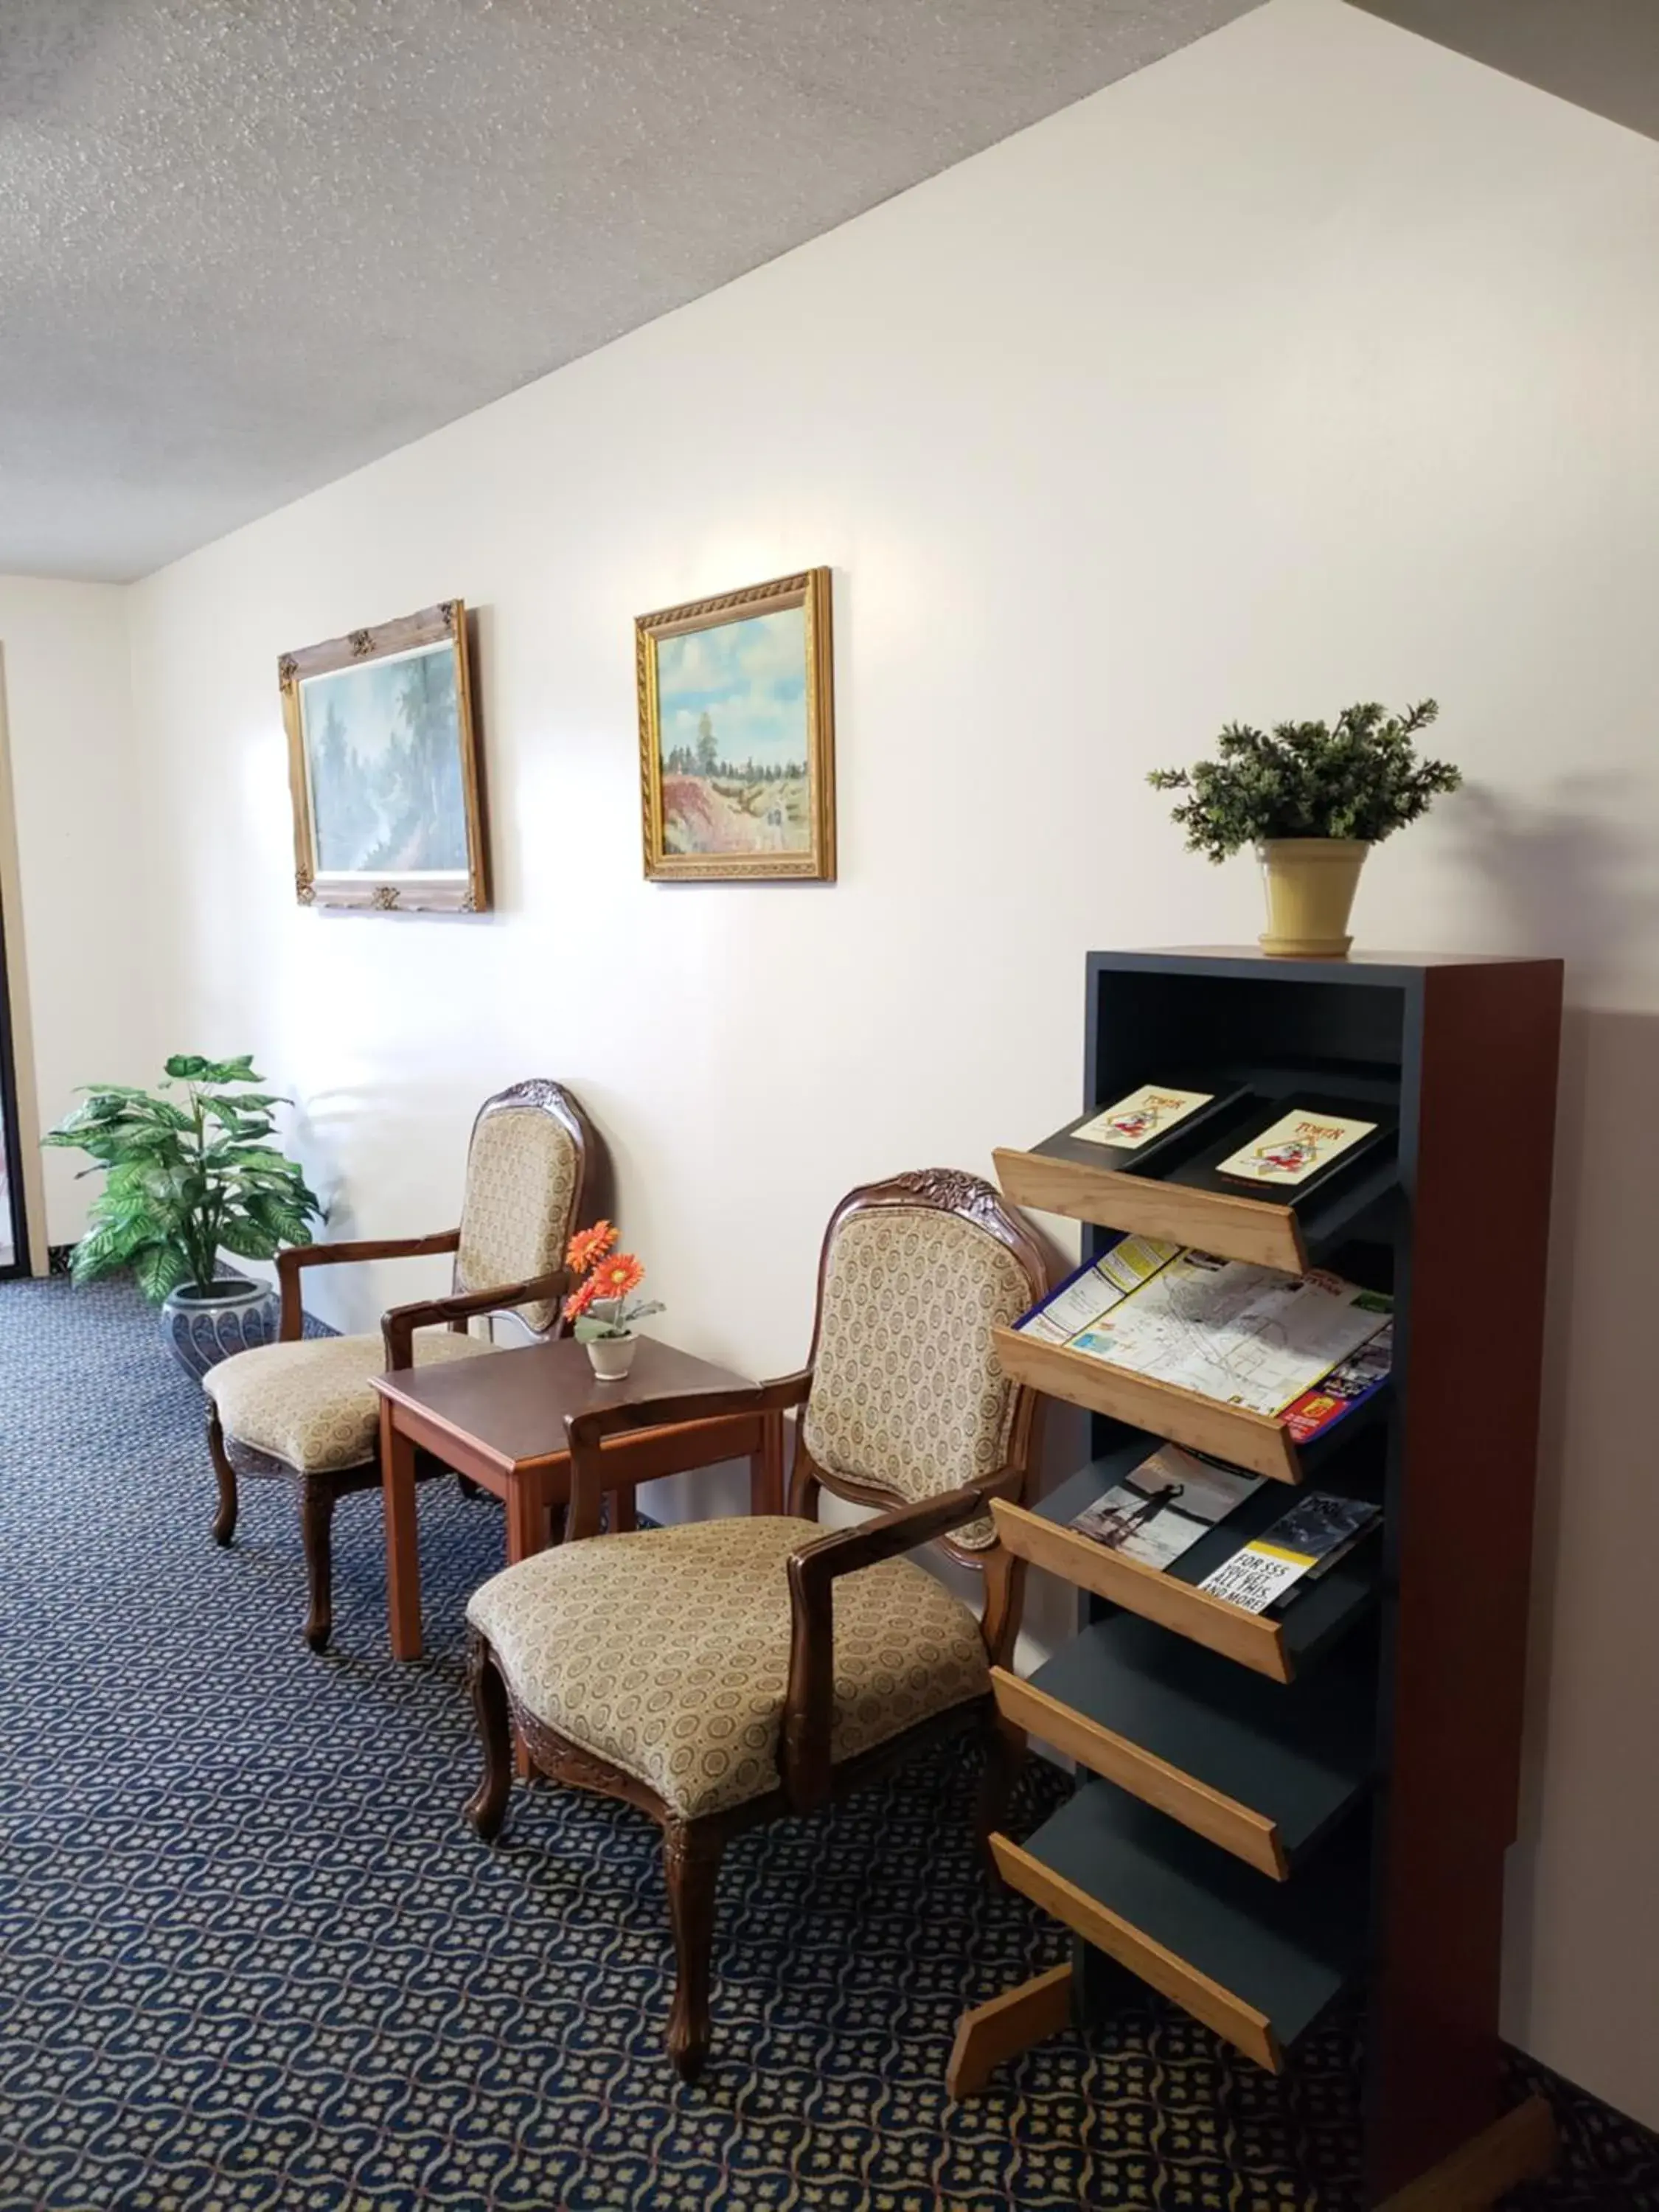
[637,570,835,882]
[302,645,467,872]
[280,601,487,911]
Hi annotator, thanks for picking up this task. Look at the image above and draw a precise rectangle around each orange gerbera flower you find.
[591,1253,644,1302]
[566,1220,618,1274]
[562,1276,600,1323]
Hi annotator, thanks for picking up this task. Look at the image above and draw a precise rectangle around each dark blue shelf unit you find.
[1002,947,1562,2205]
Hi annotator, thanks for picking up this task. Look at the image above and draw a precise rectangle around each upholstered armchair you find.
[462,1168,1048,2081]
[205,1079,597,1651]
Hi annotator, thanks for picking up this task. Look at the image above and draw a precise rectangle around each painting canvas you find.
[637,568,835,881]
[279,601,487,912]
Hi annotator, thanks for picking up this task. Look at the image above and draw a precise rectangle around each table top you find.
[370,1335,758,1472]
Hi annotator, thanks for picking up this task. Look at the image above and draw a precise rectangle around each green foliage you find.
[1147,700,1462,864]
[574,1295,665,1343]
[43,1055,324,1303]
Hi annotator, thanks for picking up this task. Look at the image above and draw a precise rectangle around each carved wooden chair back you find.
[788,1168,1048,1571]
[451,1079,594,1336]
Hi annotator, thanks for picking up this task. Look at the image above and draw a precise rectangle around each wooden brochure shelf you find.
[992,1472,1377,1683]
[990,1783,1368,2074]
[995,1084,1399,1278]
[994,1613,1374,1877]
[992,1325,1309,1484]
[994,1144,1312,1272]
[996,1495,1292,1678]
[959,948,1563,2205]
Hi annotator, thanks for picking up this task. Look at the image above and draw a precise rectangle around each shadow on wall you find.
[282,1077,498,1333]
[1431,779,1659,2096]
[1500,1003,1659,2089]
[1451,778,1659,992]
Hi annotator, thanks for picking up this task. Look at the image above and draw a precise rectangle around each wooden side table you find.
[371,1335,782,1660]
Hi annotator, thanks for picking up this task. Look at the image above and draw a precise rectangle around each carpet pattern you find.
[1,1276,1656,2210]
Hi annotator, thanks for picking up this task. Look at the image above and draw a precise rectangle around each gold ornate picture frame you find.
[636,568,836,883]
[279,600,489,914]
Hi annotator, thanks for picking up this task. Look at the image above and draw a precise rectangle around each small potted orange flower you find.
[563,1221,664,1380]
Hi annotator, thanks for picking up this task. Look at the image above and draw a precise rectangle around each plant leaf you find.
[133,1242,190,1303]
[70,1222,147,1279]
[204,1092,288,1121]
[573,1315,624,1342]
[217,1220,281,1261]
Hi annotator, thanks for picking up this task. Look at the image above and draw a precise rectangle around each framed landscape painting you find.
[636,568,835,882]
[279,600,489,912]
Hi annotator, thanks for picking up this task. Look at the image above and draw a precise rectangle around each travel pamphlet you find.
[1072,1082,1215,1152]
[1062,1249,1394,1417]
[1281,1323,1394,1444]
[1215,1107,1378,1188]
[1017,1236,1181,1345]
[1197,1492,1381,1613]
[1068,1444,1264,1571]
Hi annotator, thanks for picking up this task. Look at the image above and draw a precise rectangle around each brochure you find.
[1073,1082,1215,1152]
[1015,1237,1181,1344]
[1068,1444,1263,1570]
[1281,1323,1394,1444]
[1215,1107,1378,1188]
[1065,1251,1394,1416]
[1197,1492,1381,1614]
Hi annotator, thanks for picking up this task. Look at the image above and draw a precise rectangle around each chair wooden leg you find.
[464,1635,514,1840]
[976,1707,1026,1870]
[206,1405,239,1547]
[664,1820,725,2084]
[300,1475,335,1652]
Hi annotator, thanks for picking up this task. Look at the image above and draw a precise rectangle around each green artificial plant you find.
[44,1054,324,1302]
[1148,700,1461,863]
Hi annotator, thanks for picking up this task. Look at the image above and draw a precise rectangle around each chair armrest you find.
[564,1371,813,1537]
[380,1269,569,1369]
[780,1467,1023,1812]
[275,1230,460,1340]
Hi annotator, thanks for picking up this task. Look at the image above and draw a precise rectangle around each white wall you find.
[0,575,147,1251]
[118,0,1659,2126]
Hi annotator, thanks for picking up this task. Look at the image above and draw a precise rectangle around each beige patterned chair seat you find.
[467,1517,990,1820]
[205,1331,495,1473]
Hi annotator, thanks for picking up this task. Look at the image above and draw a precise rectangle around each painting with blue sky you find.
[655,607,811,856]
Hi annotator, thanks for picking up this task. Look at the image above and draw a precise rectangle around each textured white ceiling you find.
[0,0,1259,580]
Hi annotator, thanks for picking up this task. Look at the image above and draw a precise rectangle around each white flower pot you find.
[585,1335,639,1381]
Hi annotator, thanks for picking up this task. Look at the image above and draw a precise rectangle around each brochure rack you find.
[992,1138,1397,1273]
[953,948,1563,2208]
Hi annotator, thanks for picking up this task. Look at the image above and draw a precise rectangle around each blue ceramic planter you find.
[161,1276,280,1382]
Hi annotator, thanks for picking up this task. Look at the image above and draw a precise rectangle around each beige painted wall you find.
[100,0,1659,2127]
[0,575,148,1249]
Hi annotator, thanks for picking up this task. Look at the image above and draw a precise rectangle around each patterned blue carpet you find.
[1,1276,1654,2210]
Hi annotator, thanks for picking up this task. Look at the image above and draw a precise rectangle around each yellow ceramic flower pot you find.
[1256,838,1368,957]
